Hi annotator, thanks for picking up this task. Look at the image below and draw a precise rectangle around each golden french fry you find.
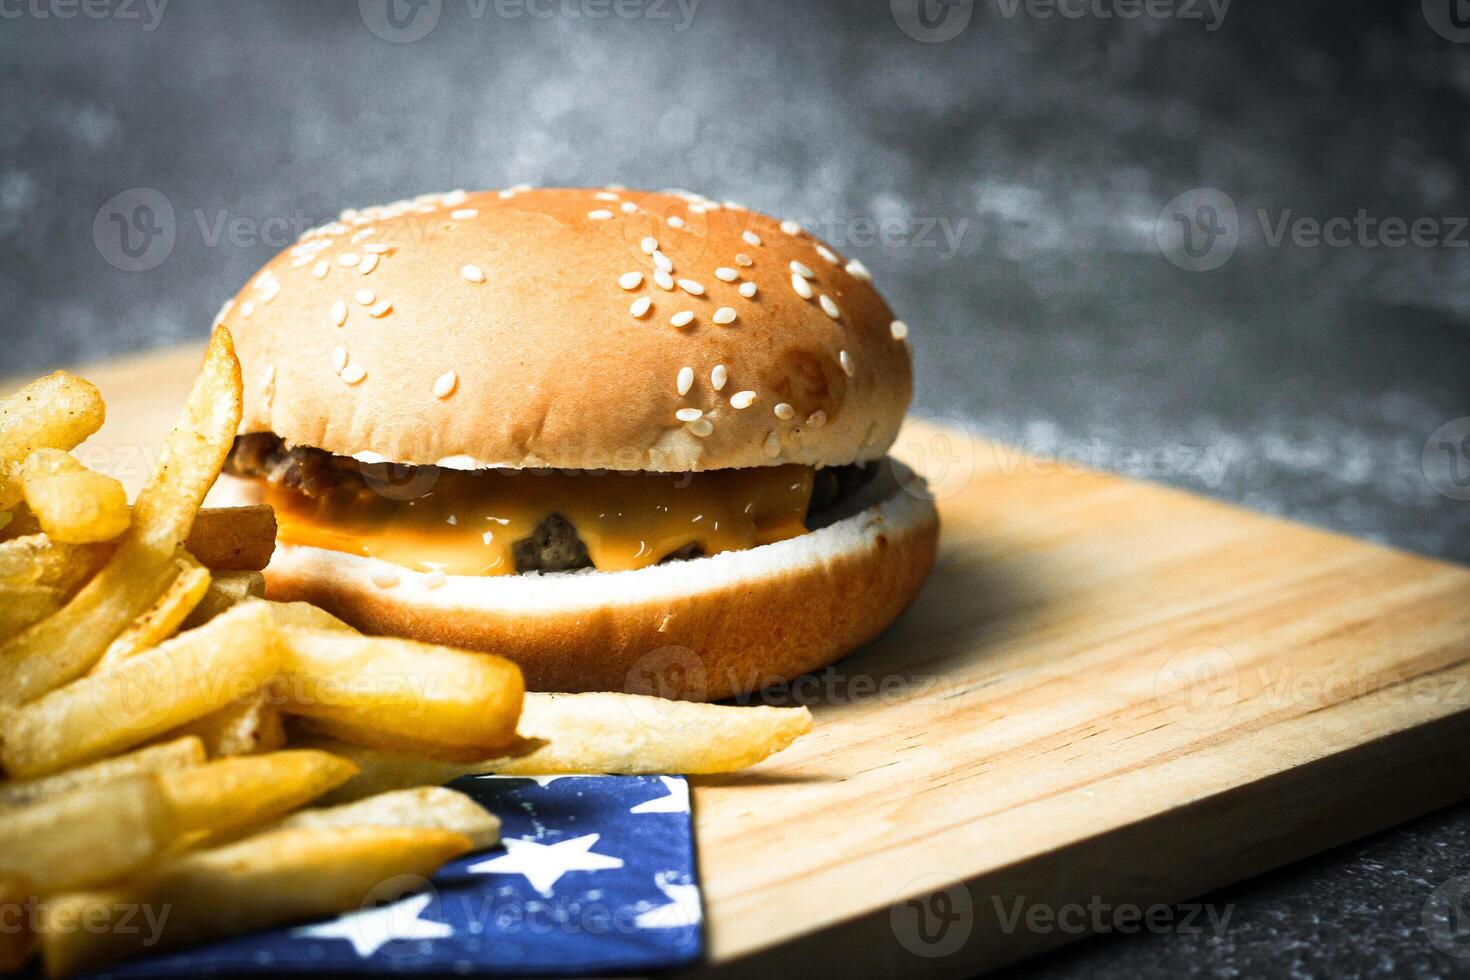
[496,692,813,775]
[183,505,276,571]
[0,534,108,594]
[0,330,243,705]
[0,602,279,779]
[294,737,538,805]
[39,827,473,977]
[181,570,264,628]
[274,786,500,850]
[265,600,356,633]
[277,628,524,756]
[0,372,105,511]
[0,776,175,892]
[0,874,34,972]
[0,583,61,640]
[0,736,205,809]
[171,690,285,757]
[91,555,212,674]
[0,545,179,707]
[157,750,358,843]
[20,450,130,544]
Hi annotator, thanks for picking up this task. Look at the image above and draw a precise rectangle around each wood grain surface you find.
[10,344,1470,978]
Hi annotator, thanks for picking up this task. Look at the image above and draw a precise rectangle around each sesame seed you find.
[668,215,685,229]
[774,402,795,420]
[730,390,756,409]
[461,264,485,283]
[451,208,478,220]
[213,299,234,326]
[688,418,713,437]
[676,407,703,422]
[312,260,329,279]
[497,189,514,199]
[588,209,614,220]
[712,306,736,325]
[735,253,754,267]
[739,281,757,299]
[819,294,841,319]
[839,350,855,376]
[342,364,366,384]
[619,271,644,290]
[641,237,658,254]
[763,431,781,458]
[780,219,802,236]
[338,253,360,267]
[630,296,652,318]
[677,278,705,296]
[790,260,815,279]
[846,259,871,280]
[715,267,738,282]
[676,366,694,396]
[371,567,400,588]
[331,300,348,326]
[355,288,375,305]
[742,230,762,247]
[807,410,827,428]
[368,300,393,318]
[670,310,694,329]
[890,319,909,340]
[423,569,447,589]
[594,191,619,201]
[433,370,457,399]
[711,364,728,390]
[816,244,839,264]
[654,269,675,291]
[331,346,348,372]
[261,364,277,387]
[620,201,637,213]
[652,251,674,273]
[358,253,380,275]
[442,189,468,205]
[791,274,814,300]
[240,301,255,318]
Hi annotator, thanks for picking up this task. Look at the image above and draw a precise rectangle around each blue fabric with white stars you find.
[96,775,702,977]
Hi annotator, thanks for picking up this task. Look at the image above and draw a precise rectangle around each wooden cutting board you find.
[12,344,1470,978]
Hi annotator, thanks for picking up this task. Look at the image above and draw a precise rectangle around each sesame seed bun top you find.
[219,187,913,472]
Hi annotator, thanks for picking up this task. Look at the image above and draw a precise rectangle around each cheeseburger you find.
[214,187,938,700]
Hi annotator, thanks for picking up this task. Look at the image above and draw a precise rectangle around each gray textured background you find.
[3,0,1470,976]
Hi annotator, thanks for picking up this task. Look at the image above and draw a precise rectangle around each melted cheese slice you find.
[265,465,815,576]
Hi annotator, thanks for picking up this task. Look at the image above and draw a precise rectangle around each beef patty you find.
[226,433,876,573]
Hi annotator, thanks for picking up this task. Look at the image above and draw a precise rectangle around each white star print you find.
[630,776,689,814]
[467,833,624,896]
[635,872,702,930]
[292,893,450,958]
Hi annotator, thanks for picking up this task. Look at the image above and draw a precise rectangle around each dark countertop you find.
[2,1,1468,976]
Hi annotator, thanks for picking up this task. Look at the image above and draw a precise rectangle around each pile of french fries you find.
[0,328,811,977]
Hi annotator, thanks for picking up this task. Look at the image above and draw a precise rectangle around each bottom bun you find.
[226,464,939,701]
